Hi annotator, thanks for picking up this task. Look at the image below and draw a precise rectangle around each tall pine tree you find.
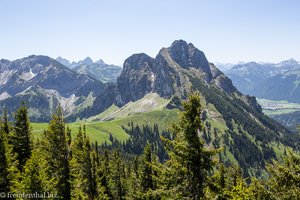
[0,120,9,193]
[69,126,93,199]
[95,150,111,199]
[39,107,70,199]
[160,92,218,199]
[10,103,32,170]
[140,144,154,192]
[2,109,10,135]
[108,150,124,200]
[21,142,43,195]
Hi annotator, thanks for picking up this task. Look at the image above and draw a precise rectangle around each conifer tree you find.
[1,108,22,193]
[108,150,124,199]
[247,178,273,200]
[95,150,111,199]
[10,103,32,170]
[125,158,141,200]
[39,107,70,199]
[2,109,10,135]
[0,122,9,193]
[69,126,93,199]
[21,143,43,195]
[266,151,300,199]
[66,126,72,148]
[140,144,154,192]
[4,131,22,193]
[139,144,162,199]
[161,92,218,199]
[91,150,97,198]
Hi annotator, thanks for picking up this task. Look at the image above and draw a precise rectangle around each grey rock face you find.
[112,40,239,107]
[117,53,156,104]
[56,56,71,67]
[0,55,104,121]
[0,40,259,122]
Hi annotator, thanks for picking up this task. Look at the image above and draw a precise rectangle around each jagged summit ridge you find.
[166,40,210,71]
[114,39,237,105]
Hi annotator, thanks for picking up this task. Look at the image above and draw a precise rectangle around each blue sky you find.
[0,0,299,65]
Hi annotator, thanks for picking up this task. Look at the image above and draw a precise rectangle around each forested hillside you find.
[1,94,300,199]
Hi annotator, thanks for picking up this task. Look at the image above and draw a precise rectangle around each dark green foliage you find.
[159,92,218,199]
[108,150,124,199]
[266,151,300,199]
[0,120,9,193]
[2,101,300,199]
[206,151,300,199]
[103,123,172,162]
[95,150,111,199]
[3,126,22,193]
[66,126,72,148]
[21,144,43,195]
[140,144,154,192]
[69,126,93,199]
[10,103,32,170]
[188,76,296,174]
[39,107,70,199]
[2,109,10,135]
[231,131,263,168]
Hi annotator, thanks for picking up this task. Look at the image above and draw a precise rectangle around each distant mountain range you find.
[1,40,298,176]
[56,56,122,83]
[224,59,300,103]
[0,55,104,121]
[214,62,236,72]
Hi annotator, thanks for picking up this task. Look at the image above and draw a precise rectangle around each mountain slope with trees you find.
[1,40,298,177]
[79,40,299,177]
[1,94,300,199]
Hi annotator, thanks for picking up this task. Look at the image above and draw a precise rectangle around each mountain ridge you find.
[0,55,104,121]
[56,56,122,83]
[225,59,300,101]
[1,40,299,177]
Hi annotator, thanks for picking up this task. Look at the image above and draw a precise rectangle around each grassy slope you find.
[32,108,179,144]
[32,93,173,143]
[87,93,170,121]
[31,92,227,145]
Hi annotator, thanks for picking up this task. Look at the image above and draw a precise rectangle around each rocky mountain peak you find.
[123,53,154,71]
[167,40,189,68]
[165,40,210,71]
[79,57,94,65]
[56,56,122,83]
[0,55,104,121]
[96,59,105,65]
[113,40,237,106]
[278,58,299,68]
[0,59,11,70]
[56,56,71,67]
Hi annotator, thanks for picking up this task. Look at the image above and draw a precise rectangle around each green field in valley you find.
[31,108,179,144]
[257,98,300,116]
[31,93,230,144]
